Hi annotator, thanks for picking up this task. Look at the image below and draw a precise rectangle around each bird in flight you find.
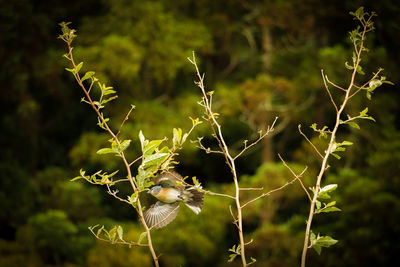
[144,171,204,229]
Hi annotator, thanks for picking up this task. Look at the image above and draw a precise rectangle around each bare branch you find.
[278,154,311,202]
[240,187,264,191]
[298,125,324,160]
[194,137,225,155]
[325,76,347,92]
[233,117,278,160]
[106,185,131,205]
[202,189,236,199]
[189,52,248,265]
[116,104,135,137]
[241,176,299,209]
[129,155,143,167]
[321,70,338,112]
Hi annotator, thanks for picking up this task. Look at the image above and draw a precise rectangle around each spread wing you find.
[143,201,180,229]
[154,171,184,187]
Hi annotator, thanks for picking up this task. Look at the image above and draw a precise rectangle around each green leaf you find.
[96,225,104,237]
[331,153,341,160]
[348,121,360,129]
[101,95,118,104]
[356,65,365,75]
[369,79,382,91]
[228,254,237,262]
[143,153,169,166]
[109,227,117,242]
[344,61,354,70]
[341,141,353,146]
[139,131,147,150]
[75,62,83,73]
[182,133,189,144]
[138,232,147,244]
[97,148,117,155]
[103,89,116,96]
[319,184,338,194]
[119,139,131,152]
[360,107,368,116]
[81,71,95,82]
[320,206,341,213]
[310,232,338,255]
[316,236,339,247]
[70,176,82,181]
[144,140,164,156]
[129,192,139,208]
[325,201,336,207]
[315,200,321,209]
[313,244,322,255]
[173,128,182,146]
[117,225,123,240]
[382,80,394,85]
[65,67,75,73]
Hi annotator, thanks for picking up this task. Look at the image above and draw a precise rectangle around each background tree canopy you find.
[1,0,399,266]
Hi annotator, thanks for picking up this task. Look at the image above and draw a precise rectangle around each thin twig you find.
[298,125,324,159]
[233,117,278,160]
[239,187,264,191]
[129,155,143,167]
[116,104,135,137]
[278,154,311,202]
[348,69,382,99]
[321,70,338,112]
[326,76,347,91]
[240,162,308,209]
[106,185,132,204]
[202,189,236,199]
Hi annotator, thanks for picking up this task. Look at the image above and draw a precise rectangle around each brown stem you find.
[65,42,159,267]
[300,15,370,267]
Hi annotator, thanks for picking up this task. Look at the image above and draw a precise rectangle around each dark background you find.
[1,0,399,266]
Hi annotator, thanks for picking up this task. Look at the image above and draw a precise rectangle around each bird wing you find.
[143,201,180,229]
[154,171,184,187]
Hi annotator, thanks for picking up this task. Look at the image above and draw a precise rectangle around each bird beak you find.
[147,190,151,194]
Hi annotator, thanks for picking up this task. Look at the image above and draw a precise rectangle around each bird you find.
[143,171,204,229]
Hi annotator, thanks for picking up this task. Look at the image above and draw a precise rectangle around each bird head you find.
[148,185,162,197]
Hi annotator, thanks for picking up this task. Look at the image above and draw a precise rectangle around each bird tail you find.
[184,187,204,214]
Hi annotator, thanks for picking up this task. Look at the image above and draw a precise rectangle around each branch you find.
[89,225,148,247]
[106,185,132,205]
[278,154,311,202]
[194,137,225,155]
[325,76,347,92]
[116,104,135,137]
[60,28,159,267]
[301,12,375,267]
[189,52,248,266]
[241,164,308,209]
[321,70,338,112]
[348,68,382,99]
[233,117,278,160]
[202,189,236,199]
[298,125,324,160]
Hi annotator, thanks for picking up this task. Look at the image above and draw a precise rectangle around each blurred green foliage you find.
[1,0,400,266]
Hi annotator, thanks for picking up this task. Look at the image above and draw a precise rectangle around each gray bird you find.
[144,171,204,229]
